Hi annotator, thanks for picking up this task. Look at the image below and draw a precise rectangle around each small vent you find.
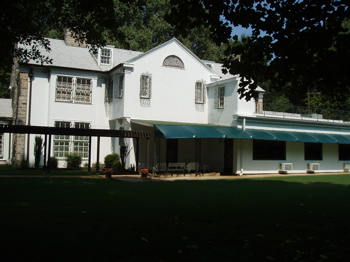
[307,163,320,171]
[280,163,293,171]
[344,163,350,169]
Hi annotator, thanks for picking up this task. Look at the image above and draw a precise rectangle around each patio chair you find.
[186,162,200,176]
[152,162,167,177]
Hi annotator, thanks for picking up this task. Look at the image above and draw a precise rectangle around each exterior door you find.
[166,139,178,163]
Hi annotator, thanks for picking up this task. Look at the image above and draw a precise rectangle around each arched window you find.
[163,55,184,69]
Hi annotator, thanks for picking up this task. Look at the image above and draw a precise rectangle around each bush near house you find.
[104,153,120,169]
[66,153,82,169]
[48,156,58,169]
[34,136,43,168]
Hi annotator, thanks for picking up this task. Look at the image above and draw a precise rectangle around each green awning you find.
[244,129,276,141]
[308,133,338,144]
[215,126,252,139]
[328,134,350,144]
[286,132,319,143]
[266,130,299,142]
[154,125,251,139]
[155,125,195,139]
[152,123,350,144]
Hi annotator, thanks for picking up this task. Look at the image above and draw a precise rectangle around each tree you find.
[0,0,229,98]
[0,0,126,98]
[168,0,350,102]
[0,0,123,68]
[107,0,227,62]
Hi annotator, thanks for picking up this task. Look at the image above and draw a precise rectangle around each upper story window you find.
[113,73,124,98]
[105,78,113,103]
[56,76,92,104]
[163,55,184,69]
[100,48,112,65]
[140,73,152,99]
[195,81,206,104]
[92,48,113,66]
[215,86,225,109]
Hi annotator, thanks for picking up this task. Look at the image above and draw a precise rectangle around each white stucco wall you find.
[26,68,112,167]
[208,78,256,126]
[115,41,216,124]
[0,126,10,165]
[235,139,345,174]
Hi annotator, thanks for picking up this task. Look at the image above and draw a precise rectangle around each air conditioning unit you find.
[280,163,293,171]
[344,163,350,169]
[279,163,293,174]
[307,163,320,171]
[343,163,350,172]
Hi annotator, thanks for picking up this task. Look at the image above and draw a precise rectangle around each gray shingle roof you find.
[24,39,143,72]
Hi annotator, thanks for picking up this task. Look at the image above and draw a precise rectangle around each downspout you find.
[26,68,34,163]
[239,118,246,176]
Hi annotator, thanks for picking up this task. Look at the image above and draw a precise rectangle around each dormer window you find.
[92,47,113,66]
[101,48,111,65]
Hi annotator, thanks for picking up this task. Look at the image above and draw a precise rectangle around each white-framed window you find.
[100,48,112,65]
[195,81,206,104]
[113,73,124,98]
[54,121,71,157]
[92,48,113,66]
[53,121,90,158]
[104,78,113,103]
[73,122,90,158]
[215,86,225,109]
[56,76,73,102]
[75,78,92,103]
[55,76,92,104]
[140,73,152,99]
[0,133,3,159]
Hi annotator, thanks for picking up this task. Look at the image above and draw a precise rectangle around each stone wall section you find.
[11,60,28,166]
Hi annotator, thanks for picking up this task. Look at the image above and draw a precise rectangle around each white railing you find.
[255,111,350,125]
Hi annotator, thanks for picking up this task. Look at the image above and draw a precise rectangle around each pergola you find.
[0,125,151,175]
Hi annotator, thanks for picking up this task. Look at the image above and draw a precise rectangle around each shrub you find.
[112,162,124,173]
[104,153,120,168]
[66,153,82,169]
[34,136,43,168]
[20,158,29,169]
[48,157,58,169]
[92,162,103,168]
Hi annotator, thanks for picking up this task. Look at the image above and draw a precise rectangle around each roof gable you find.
[125,38,218,75]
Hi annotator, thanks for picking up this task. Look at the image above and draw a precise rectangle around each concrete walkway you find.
[1,172,348,182]
[111,172,350,182]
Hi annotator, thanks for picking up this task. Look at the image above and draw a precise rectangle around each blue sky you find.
[231,25,253,38]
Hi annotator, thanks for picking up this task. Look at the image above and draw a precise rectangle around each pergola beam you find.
[0,125,151,175]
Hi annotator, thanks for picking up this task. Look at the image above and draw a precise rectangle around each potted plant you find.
[104,153,120,178]
[140,168,149,178]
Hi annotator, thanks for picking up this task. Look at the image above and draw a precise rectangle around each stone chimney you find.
[256,89,265,114]
[64,28,86,47]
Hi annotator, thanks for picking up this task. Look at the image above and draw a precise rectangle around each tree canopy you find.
[0,0,227,98]
[168,0,350,103]
[0,0,122,68]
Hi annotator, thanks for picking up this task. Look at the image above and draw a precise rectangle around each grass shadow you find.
[0,174,350,261]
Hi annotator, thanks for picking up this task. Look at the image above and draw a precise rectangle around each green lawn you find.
[0,164,94,176]
[1,172,350,261]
